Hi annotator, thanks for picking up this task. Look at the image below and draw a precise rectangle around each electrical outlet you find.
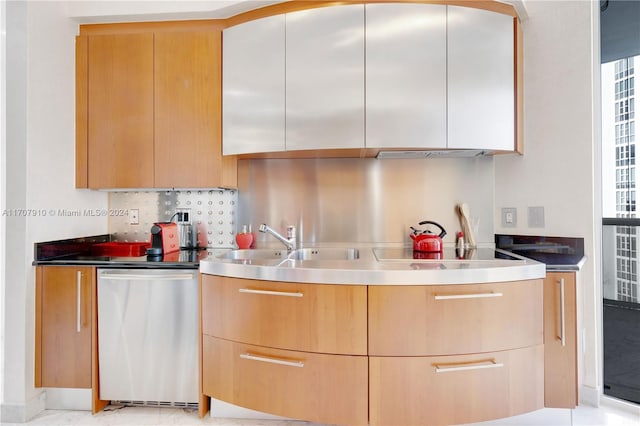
[129,208,139,225]
[528,206,545,228]
[501,208,517,227]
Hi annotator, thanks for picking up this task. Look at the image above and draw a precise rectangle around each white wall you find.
[1,1,108,422]
[4,1,31,420]
[494,0,602,403]
[0,0,7,408]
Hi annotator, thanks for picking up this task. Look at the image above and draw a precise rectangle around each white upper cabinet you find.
[222,14,285,155]
[365,3,447,149]
[447,6,515,151]
[285,5,365,151]
[221,3,518,156]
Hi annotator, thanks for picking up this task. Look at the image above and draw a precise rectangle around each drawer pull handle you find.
[434,292,503,300]
[238,288,303,298]
[434,359,504,373]
[240,353,305,368]
[76,271,82,333]
[99,273,195,281]
[558,278,566,347]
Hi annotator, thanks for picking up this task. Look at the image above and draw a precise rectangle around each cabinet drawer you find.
[201,275,367,355]
[369,345,544,426]
[203,335,368,426]
[369,280,543,355]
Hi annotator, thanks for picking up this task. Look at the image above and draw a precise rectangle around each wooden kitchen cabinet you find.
[154,30,236,188]
[200,275,545,423]
[85,33,155,188]
[368,280,543,356]
[35,266,108,413]
[201,275,367,355]
[369,345,544,426]
[368,280,544,424]
[544,271,578,408]
[35,266,92,388]
[77,22,237,189]
[202,335,368,426]
[200,275,368,423]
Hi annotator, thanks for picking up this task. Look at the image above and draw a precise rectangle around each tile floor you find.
[3,401,638,426]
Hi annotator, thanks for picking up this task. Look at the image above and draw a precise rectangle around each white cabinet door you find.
[222,15,285,155]
[286,5,365,151]
[366,3,447,149]
[448,6,515,151]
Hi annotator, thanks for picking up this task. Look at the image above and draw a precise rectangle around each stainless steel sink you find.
[290,248,360,261]
[218,249,288,261]
[219,248,360,262]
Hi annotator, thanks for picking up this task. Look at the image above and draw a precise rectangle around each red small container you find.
[235,233,254,249]
[91,242,150,257]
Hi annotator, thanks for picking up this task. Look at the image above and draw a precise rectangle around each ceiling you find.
[64,1,283,23]
[600,0,640,63]
[65,0,636,64]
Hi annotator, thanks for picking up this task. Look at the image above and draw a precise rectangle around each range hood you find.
[375,150,493,159]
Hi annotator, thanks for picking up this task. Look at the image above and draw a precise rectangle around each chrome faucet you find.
[259,223,297,251]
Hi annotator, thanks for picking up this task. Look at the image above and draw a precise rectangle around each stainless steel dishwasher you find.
[97,268,198,407]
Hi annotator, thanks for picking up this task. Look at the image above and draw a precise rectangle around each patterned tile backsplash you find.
[108,189,238,248]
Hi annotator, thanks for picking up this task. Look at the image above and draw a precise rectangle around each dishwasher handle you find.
[99,272,196,281]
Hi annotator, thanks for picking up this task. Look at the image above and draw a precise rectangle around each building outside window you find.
[602,54,640,404]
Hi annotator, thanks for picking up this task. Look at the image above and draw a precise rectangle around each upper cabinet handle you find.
[434,292,503,300]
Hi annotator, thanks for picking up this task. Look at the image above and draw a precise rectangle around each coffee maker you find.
[147,222,180,256]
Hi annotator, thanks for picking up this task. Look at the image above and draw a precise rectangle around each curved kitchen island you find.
[199,246,546,426]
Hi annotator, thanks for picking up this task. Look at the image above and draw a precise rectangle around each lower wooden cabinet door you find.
[544,272,578,408]
[369,345,544,426]
[35,266,93,388]
[202,335,368,426]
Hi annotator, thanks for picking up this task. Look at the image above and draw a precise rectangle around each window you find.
[602,47,640,402]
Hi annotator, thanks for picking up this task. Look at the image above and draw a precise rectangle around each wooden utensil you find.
[456,203,476,247]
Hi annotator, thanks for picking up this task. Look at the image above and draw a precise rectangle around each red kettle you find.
[410,221,447,253]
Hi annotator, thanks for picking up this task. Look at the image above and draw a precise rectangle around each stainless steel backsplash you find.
[108,190,238,248]
[108,158,494,248]
[237,157,494,246]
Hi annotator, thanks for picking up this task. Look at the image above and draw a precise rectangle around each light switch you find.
[501,208,517,227]
[129,209,139,225]
[528,206,545,228]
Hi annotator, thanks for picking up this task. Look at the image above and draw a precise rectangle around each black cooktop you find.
[373,247,523,262]
[495,234,585,270]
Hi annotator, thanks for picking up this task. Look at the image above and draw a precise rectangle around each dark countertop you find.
[33,234,219,269]
[35,233,587,272]
[495,234,586,272]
